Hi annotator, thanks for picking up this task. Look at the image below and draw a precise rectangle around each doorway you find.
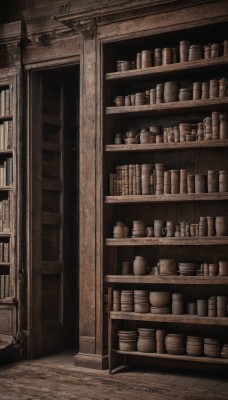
[28,65,79,357]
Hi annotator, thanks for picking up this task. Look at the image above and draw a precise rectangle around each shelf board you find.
[106,237,228,246]
[105,193,228,204]
[0,115,13,122]
[105,275,228,285]
[0,297,16,305]
[0,186,13,191]
[0,232,11,238]
[0,262,10,266]
[105,140,228,152]
[110,311,228,326]
[105,56,228,82]
[106,98,228,116]
[0,149,13,154]
[112,349,228,365]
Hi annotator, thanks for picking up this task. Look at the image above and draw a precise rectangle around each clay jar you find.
[172,293,184,315]
[133,256,147,275]
[204,338,221,358]
[139,129,151,144]
[186,336,203,357]
[165,333,185,355]
[158,259,176,275]
[154,220,164,237]
[215,216,228,236]
[179,88,192,101]
[114,96,124,106]
[219,261,228,276]
[164,81,179,103]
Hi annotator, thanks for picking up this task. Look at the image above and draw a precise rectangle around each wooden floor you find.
[0,351,228,399]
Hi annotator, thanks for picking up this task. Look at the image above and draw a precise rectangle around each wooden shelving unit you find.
[0,70,19,340]
[103,22,228,374]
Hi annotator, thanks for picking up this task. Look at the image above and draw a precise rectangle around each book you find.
[4,274,10,297]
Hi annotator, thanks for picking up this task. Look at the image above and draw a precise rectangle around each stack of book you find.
[0,274,10,299]
[0,120,13,150]
[0,87,12,116]
[0,195,12,231]
[0,241,9,262]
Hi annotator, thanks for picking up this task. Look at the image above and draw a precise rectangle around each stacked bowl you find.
[178,262,198,276]
[118,330,137,351]
[137,328,156,353]
[120,290,134,312]
[165,333,185,355]
[134,290,149,313]
[149,291,171,314]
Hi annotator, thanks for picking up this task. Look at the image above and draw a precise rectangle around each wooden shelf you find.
[110,311,228,326]
[105,193,228,204]
[0,186,13,191]
[112,349,228,365]
[0,115,13,122]
[105,275,228,285]
[0,298,17,305]
[106,98,228,116]
[105,140,228,152]
[0,232,11,237]
[0,149,13,154]
[106,237,228,246]
[105,56,228,82]
[0,262,10,267]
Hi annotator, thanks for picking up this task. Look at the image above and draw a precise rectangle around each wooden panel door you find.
[29,71,66,356]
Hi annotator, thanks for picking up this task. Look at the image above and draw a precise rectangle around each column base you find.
[74,352,108,370]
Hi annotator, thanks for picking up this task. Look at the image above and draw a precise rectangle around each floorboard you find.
[0,352,227,400]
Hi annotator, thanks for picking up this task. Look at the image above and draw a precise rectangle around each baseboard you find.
[74,352,108,370]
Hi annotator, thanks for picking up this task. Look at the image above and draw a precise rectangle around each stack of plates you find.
[134,290,149,313]
[178,262,198,276]
[120,290,134,312]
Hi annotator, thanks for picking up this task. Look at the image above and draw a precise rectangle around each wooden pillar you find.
[74,30,106,369]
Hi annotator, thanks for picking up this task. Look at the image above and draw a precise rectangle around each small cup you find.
[146,226,154,237]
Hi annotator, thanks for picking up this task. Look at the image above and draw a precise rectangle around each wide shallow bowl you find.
[138,328,156,338]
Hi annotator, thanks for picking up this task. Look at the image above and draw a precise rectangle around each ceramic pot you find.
[133,256,147,275]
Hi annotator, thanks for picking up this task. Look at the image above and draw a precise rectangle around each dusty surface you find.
[0,351,227,400]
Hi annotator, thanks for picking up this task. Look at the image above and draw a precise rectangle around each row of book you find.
[0,87,12,116]
[0,157,13,186]
[0,194,12,231]
[110,165,143,196]
[0,241,9,262]
[0,274,10,299]
[0,120,13,150]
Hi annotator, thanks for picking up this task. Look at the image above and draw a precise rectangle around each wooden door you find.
[29,71,67,356]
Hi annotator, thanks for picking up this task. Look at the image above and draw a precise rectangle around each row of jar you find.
[109,165,228,196]
[120,258,228,277]
[113,77,228,107]
[113,290,228,317]
[115,40,228,71]
[117,329,228,358]
[114,112,228,144]
[113,216,228,238]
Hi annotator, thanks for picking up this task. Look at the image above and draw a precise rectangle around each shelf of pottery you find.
[103,26,228,372]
